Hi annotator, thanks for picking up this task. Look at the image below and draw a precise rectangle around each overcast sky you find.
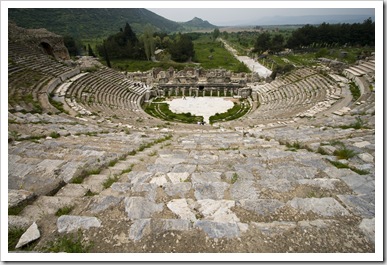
[147,8,375,26]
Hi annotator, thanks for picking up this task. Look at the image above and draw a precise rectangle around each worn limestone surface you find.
[8,22,377,255]
[8,126,376,253]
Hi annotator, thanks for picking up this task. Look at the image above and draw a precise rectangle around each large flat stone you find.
[124,197,163,220]
[163,183,192,198]
[57,215,101,233]
[194,220,240,238]
[127,171,154,185]
[167,172,190,183]
[340,174,375,195]
[230,180,259,200]
[8,215,33,230]
[239,199,285,216]
[358,218,375,243]
[191,172,222,184]
[55,184,88,197]
[197,199,239,223]
[337,195,374,218]
[287,197,350,217]
[129,219,151,241]
[8,189,35,208]
[171,164,197,174]
[88,196,123,213]
[167,198,197,222]
[151,219,192,233]
[193,182,229,200]
[15,222,40,248]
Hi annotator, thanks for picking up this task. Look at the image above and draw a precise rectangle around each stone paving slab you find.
[194,220,241,239]
[124,197,163,220]
[57,215,101,233]
[239,199,285,216]
[8,189,35,208]
[287,197,350,217]
[337,195,374,218]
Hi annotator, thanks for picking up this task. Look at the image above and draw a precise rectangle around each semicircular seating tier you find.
[60,67,149,120]
[250,67,343,122]
[8,42,79,114]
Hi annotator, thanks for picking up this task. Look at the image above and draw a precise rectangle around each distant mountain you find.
[180,17,217,31]
[239,14,375,26]
[8,8,213,39]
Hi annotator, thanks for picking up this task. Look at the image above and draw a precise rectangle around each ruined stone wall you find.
[8,21,70,60]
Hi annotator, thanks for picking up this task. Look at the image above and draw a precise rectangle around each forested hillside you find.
[8,8,184,39]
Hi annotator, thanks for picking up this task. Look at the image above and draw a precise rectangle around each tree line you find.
[252,18,374,54]
[92,23,195,65]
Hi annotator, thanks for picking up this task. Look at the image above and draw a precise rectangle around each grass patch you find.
[71,168,101,184]
[328,160,350,169]
[121,166,133,174]
[194,38,251,72]
[108,159,118,167]
[338,117,369,130]
[349,81,361,101]
[209,100,250,124]
[8,228,25,250]
[48,96,69,114]
[49,132,60,139]
[85,190,98,196]
[328,160,370,175]
[102,175,120,189]
[55,206,74,217]
[41,231,93,253]
[144,102,203,124]
[333,146,357,160]
[231,173,239,184]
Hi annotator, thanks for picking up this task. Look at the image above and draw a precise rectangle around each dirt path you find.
[219,38,272,78]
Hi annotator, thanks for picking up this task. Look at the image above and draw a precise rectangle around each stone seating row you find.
[252,72,338,119]
[63,69,148,118]
[9,43,73,77]
[8,129,161,195]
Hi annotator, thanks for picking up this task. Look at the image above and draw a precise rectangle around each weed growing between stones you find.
[231,173,239,184]
[108,159,118,167]
[8,227,25,250]
[121,165,133,174]
[55,206,74,217]
[327,160,369,175]
[85,190,98,196]
[103,175,120,189]
[49,132,60,139]
[71,168,102,184]
[333,146,357,160]
[338,117,369,130]
[41,231,93,253]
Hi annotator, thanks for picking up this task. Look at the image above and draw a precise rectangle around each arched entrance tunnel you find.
[39,42,55,57]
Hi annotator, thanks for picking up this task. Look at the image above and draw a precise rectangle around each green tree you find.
[253,32,271,54]
[142,24,155,61]
[213,28,220,41]
[169,33,194,62]
[271,34,285,53]
[88,44,96,57]
[63,36,79,56]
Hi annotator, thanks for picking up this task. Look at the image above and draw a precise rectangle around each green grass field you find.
[193,36,250,72]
